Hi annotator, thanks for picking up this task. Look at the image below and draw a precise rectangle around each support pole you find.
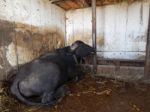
[92,0,97,73]
[145,7,150,76]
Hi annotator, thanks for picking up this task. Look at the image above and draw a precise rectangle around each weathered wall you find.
[66,1,150,60]
[0,0,66,80]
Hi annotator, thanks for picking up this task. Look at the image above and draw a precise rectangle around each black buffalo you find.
[10,40,95,106]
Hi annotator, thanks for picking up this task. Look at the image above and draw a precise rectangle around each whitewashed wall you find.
[0,0,66,80]
[66,1,150,60]
[0,0,65,37]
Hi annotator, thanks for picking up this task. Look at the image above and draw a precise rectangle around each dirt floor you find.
[0,75,150,112]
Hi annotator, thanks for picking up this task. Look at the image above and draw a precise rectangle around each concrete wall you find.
[0,0,66,80]
[66,1,150,60]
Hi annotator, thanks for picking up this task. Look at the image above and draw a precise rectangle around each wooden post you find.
[145,7,150,76]
[92,0,97,73]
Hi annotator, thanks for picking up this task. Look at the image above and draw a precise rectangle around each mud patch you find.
[7,30,64,66]
[97,36,104,47]
[0,20,65,81]
[1,76,150,112]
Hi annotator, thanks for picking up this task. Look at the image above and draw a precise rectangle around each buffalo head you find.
[70,40,95,57]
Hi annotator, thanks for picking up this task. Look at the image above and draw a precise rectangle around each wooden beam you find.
[51,0,66,4]
[92,0,97,74]
[51,0,90,7]
[145,7,150,76]
[75,0,90,7]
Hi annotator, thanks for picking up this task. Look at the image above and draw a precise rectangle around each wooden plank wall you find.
[145,6,150,77]
[0,0,66,81]
[66,1,150,60]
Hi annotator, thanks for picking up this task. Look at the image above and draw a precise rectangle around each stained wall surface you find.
[0,0,66,80]
[66,1,150,60]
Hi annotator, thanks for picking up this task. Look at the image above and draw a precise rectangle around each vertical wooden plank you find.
[92,0,97,73]
[4,0,18,80]
[12,0,19,71]
[13,23,19,71]
[0,1,16,80]
[0,19,7,80]
[145,6,150,76]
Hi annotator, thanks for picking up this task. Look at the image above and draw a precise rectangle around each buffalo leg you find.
[53,85,69,103]
[41,92,54,104]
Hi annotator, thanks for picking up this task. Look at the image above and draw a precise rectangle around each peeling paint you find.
[6,42,33,66]
[0,21,65,80]
[97,36,105,49]
[4,25,65,67]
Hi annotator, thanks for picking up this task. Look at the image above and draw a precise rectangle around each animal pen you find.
[0,0,150,112]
